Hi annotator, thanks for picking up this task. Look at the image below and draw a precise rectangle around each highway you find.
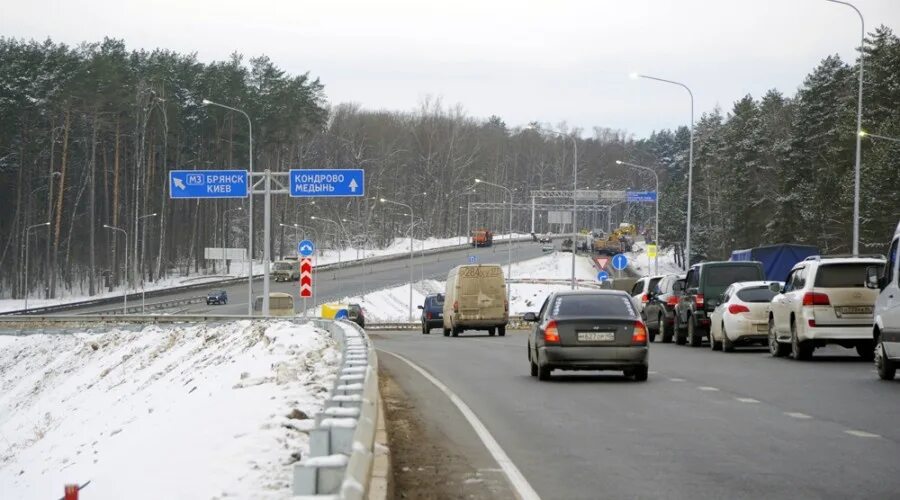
[62,240,547,315]
[373,330,900,499]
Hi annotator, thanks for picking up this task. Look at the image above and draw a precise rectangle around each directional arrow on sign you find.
[300,282,312,297]
[173,178,186,190]
[300,270,312,279]
[349,179,358,193]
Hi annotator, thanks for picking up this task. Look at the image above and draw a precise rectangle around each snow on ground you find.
[0,233,531,313]
[627,240,685,277]
[0,320,339,499]
[316,251,598,321]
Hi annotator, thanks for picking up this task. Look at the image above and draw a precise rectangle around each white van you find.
[866,220,900,380]
[253,292,295,317]
[443,264,509,337]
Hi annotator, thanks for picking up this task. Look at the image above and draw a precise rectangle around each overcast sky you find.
[3,0,898,137]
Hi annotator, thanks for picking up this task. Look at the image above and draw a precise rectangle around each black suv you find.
[207,290,228,305]
[418,293,445,334]
[675,262,765,347]
[347,303,366,328]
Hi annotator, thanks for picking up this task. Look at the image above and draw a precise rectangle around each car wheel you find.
[529,347,538,377]
[648,318,657,343]
[769,318,787,357]
[224,299,227,305]
[722,325,735,352]
[452,326,461,337]
[537,363,552,381]
[488,327,496,336]
[688,318,702,347]
[633,365,649,382]
[498,326,506,337]
[660,314,673,343]
[422,323,429,335]
[855,341,875,361]
[710,329,722,351]
[875,339,897,381]
[443,327,450,337]
[790,320,813,360]
[674,316,687,345]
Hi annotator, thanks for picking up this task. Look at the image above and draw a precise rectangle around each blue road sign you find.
[298,240,315,257]
[597,271,609,282]
[289,169,365,197]
[626,191,657,203]
[611,253,629,271]
[169,170,248,198]
[468,255,478,264]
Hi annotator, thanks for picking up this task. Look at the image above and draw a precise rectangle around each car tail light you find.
[641,293,649,303]
[727,304,750,314]
[544,321,560,343]
[632,321,648,344]
[425,312,432,319]
[802,292,830,306]
[694,294,704,308]
[666,296,679,307]
[453,300,459,312]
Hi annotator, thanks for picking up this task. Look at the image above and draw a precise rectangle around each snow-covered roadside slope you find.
[627,240,685,277]
[0,320,339,500]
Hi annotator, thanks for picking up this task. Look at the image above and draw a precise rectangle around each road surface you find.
[373,330,900,499]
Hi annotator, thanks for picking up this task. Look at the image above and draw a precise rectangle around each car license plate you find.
[836,306,873,316]
[756,324,769,333]
[577,331,615,342]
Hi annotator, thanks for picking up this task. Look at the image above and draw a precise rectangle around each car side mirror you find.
[768,282,782,294]
[417,305,424,310]
[865,266,883,290]
[523,312,538,322]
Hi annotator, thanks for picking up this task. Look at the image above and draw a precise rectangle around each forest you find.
[1,27,898,299]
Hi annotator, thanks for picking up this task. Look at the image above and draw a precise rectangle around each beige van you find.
[443,264,509,337]
[253,292,295,317]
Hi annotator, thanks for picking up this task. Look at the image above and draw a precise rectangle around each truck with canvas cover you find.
[471,228,493,247]
[730,244,819,282]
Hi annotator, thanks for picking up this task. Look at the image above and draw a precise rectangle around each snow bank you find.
[627,240,685,277]
[0,320,339,499]
[318,252,598,321]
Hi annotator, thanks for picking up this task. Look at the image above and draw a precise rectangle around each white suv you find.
[866,221,900,380]
[768,255,886,360]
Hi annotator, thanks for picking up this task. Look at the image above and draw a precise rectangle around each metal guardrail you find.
[365,317,531,331]
[84,296,206,315]
[2,237,535,317]
[293,319,381,498]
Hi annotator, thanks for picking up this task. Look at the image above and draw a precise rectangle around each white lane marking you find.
[669,377,685,382]
[845,430,881,438]
[697,386,720,392]
[785,412,812,419]
[735,397,760,403]
[379,350,541,500]
[648,371,659,375]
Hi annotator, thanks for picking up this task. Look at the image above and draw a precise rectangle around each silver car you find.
[525,290,650,381]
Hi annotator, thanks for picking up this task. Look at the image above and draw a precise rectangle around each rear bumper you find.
[803,324,873,341]
[539,345,648,370]
[424,319,443,328]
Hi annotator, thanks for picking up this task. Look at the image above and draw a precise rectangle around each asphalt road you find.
[373,330,900,500]
[65,240,549,315]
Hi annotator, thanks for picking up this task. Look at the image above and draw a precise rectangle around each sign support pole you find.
[263,170,272,316]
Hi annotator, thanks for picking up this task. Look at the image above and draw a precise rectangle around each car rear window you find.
[815,263,884,288]
[432,295,444,306]
[649,277,663,293]
[736,286,778,303]
[271,297,294,309]
[705,266,763,287]
[550,294,636,318]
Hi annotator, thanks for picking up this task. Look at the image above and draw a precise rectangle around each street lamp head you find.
[615,160,623,165]
[149,213,157,217]
[474,178,482,183]
[41,221,50,226]
[310,216,318,220]
[379,198,387,203]
[201,99,211,105]
[628,72,640,80]
[858,130,869,137]
[103,224,112,229]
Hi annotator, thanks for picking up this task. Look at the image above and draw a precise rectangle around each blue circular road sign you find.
[468,255,478,264]
[611,253,629,271]
[597,271,609,282]
[298,239,315,257]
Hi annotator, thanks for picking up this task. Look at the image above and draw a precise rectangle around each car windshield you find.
[815,263,884,288]
[736,286,778,303]
[550,294,636,318]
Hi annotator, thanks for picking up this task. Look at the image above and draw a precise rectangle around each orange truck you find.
[471,228,493,247]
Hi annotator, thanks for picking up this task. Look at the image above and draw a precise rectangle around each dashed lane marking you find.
[669,378,685,382]
[735,397,760,403]
[845,430,881,438]
[785,412,813,419]
[697,386,720,392]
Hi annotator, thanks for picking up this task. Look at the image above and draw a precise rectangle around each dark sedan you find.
[525,290,649,381]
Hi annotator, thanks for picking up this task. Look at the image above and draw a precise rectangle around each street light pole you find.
[104,224,128,314]
[537,127,578,289]
[617,161,660,275]
[380,198,415,320]
[632,73,694,269]
[826,0,865,255]
[202,99,254,314]
[475,179,513,302]
[23,222,50,312]
[138,213,158,313]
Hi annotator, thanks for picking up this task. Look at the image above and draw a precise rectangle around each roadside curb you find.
[367,394,392,500]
